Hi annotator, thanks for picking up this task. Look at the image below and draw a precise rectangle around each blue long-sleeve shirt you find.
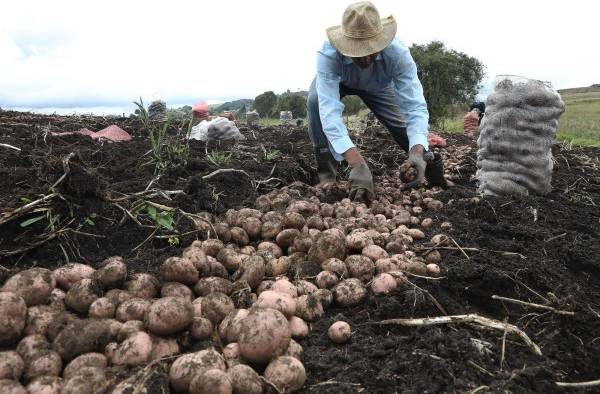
[316,38,429,159]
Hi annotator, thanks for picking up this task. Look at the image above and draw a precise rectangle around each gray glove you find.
[348,163,375,202]
[403,152,427,189]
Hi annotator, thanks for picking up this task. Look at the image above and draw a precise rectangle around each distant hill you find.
[558,84,600,94]
[214,99,253,113]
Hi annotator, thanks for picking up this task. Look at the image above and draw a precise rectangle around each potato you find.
[258,221,281,241]
[266,256,291,277]
[190,317,213,340]
[124,273,159,300]
[295,294,324,322]
[88,297,116,319]
[216,249,244,273]
[345,255,375,282]
[0,380,27,394]
[147,297,193,336]
[26,376,62,394]
[228,364,262,394]
[17,335,50,362]
[320,258,347,277]
[396,260,428,276]
[2,268,55,307]
[307,229,346,265]
[287,200,315,216]
[421,218,433,228]
[53,264,95,291]
[362,245,389,262]
[332,279,367,307]
[109,331,152,366]
[371,273,398,295]
[161,257,199,286]
[334,204,355,219]
[200,292,235,325]
[23,350,62,381]
[64,278,102,314]
[46,312,79,342]
[375,258,398,274]
[283,339,303,361]
[425,250,442,265]
[202,239,225,257]
[288,316,309,338]
[257,242,283,259]
[292,233,313,252]
[269,279,296,297]
[431,234,450,246]
[209,260,230,279]
[52,319,121,362]
[283,212,305,230]
[194,277,233,298]
[223,342,240,360]
[104,289,133,306]
[24,305,57,336]
[149,335,179,361]
[407,228,425,240]
[313,289,333,308]
[92,256,127,290]
[427,263,441,277]
[345,232,373,252]
[49,288,66,310]
[257,280,274,295]
[218,309,250,343]
[0,292,27,346]
[190,368,232,394]
[241,217,261,239]
[182,246,210,275]
[169,349,226,393]
[328,321,351,344]
[115,298,151,322]
[295,280,318,296]
[230,227,250,246]
[264,356,306,393]
[440,221,452,230]
[426,199,444,210]
[118,320,145,341]
[161,282,194,301]
[238,308,291,364]
[63,353,106,380]
[0,351,24,380]
[254,195,272,212]
[315,271,339,289]
[60,366,107,394]
[257,291,296,317]
[234,256,266,290]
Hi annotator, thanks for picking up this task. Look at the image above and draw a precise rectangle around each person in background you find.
[469,101,486,124]
[306,1,446,202]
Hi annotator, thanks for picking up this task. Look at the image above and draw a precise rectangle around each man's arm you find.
[315,47,355,162]
[391,45,430,152]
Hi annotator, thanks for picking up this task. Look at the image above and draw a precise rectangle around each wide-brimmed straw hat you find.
[326,1,397,58]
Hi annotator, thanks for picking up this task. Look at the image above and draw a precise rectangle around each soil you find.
[1,109,599,393]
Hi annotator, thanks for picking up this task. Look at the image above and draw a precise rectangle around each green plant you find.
[207,150,232,166]
[19,196,32,204]
[264,148,280,162]
[133,97,193,172]
[20,209,61,231]
[146,205,174,231]
[168,236,180,246]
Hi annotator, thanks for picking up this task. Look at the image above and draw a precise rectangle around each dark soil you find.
[1,109,599,393]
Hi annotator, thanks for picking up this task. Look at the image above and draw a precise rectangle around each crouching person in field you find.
[307,1,447,202]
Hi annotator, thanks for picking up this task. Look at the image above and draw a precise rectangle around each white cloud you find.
[0,0,597,113]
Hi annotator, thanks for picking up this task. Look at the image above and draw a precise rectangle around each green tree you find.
[342,95,364,116]
[410,41,485,127]
[276,93,307,118]
[253,91,277,118]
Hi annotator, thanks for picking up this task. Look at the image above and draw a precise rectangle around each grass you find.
[438,87,600,147]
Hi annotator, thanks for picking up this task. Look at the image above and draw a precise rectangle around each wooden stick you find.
[373,314,542,356]
[492,295,575,316]
[555,378,600,388]
[450,237,470,260]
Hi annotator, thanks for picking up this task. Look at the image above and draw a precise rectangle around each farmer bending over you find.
[307,1,446,202]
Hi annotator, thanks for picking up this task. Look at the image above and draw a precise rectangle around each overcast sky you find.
[0,0,597,114]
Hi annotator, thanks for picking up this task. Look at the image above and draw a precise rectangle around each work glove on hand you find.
[402,151,427,190]
[348,163,375,202]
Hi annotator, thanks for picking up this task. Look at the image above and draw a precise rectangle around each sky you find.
[0,0,598,114]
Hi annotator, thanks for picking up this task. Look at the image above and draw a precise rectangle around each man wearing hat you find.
[307,1,447,201]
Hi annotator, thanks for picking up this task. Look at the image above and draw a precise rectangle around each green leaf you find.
[146,205,157,220]
[20,215,46,227]
[20,197,32,204]
[155,212,174,230]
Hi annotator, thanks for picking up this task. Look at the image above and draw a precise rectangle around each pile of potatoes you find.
[0,180,449,393]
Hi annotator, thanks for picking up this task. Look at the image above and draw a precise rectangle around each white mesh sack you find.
[189,117,245,141]
[476,75,565,196]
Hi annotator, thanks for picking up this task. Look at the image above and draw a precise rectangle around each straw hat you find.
[326,1,397,58]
